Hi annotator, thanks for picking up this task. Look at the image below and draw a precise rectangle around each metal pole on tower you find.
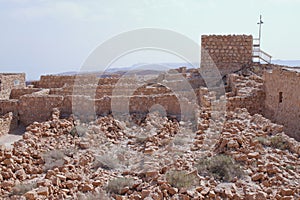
[257,15,263,46]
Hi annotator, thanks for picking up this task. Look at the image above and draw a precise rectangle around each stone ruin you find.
[0,34,299,141]
[0,34,300,199]
[0,73,25,100]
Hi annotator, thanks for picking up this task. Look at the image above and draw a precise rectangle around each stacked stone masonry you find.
[0,112,14,136]
[264,67,300,141]
[201,35,253,76]
[0,35,299,142]
[0,73,26,99]
[0,71,265,128]
[226,73,265,115]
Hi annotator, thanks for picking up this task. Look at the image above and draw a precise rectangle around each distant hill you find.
[272,60,300,67]
[54,61,300,77]
[55,63,198,77]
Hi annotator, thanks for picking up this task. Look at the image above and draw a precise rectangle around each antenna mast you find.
[257,15,263,46]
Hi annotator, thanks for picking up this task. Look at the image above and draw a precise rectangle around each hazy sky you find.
[0,0,300,80]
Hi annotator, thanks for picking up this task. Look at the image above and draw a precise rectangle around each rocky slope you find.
[0,108,299,199]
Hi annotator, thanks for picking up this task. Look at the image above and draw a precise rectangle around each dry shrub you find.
[10,182,37,196]
[93,154,119,170]
[166,170,197,189]
[256,135,289,151]
[77,190,109,200]
[106,177,134,194]
[43,149,65,171]
[196,154,244,182]
[255,136,270,146]
[135,134,148,144]
[172,135,189,146]
[286,165,295,171]
[69,125,88,137]
[269,135,289,150]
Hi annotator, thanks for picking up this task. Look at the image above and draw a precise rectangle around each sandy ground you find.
[0,126,24,149]
[0,134,22,149]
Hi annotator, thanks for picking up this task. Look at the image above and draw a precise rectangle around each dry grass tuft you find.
[269,135,289,150]
[196,154,244,182]
[135,134,149,144]
[77,190,109,200]
[10,182,37,196]
[93,154,119,170]
[43,149,65,171]
[106,177,134,194]
[166,170,197,189]
[69,125,88,137]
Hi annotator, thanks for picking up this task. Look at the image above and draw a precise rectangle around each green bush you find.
[196,154,243,182]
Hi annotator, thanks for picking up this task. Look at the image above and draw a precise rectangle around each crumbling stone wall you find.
[0,100,19,116]
[36,75,99,88]
[0,112,14,136]
[37,75,75,88]
[0,73,26,99]
[37,75,124,89]
[49,84,172,99]
[18,94,64,125]
[0,70,241,125]
[2,91,195,125]
[201,35,253,76]
[226,74,265,115]
[10,88,42,99]
[264,68,300,141]
[0,100,18,132]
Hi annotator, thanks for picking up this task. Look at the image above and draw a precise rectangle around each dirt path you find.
[0,134,22,149]
[0,126,25,149]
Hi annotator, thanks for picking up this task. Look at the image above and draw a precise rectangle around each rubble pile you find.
[0,107,299,199]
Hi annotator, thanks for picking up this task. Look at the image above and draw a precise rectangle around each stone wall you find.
[64,93,195,122]
[201,35,253,76]
[0,73,26,99]
[36,75,123,89]
[0,100,19,116]
[264,68,300,141]
[0,91,197,125]
[18,94,64,125]
[0,112,14,136]
[10,88,42,99]
[36,75,99,88]
[226,74,265,115]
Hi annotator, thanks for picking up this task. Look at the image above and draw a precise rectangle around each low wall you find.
[18,94,64,125]
[0,100,19,116]
[37,75,126,89]
[63,94,195,122]
[10,88,42,99]
[226,74,265,115]
[37,75,100,88]
[11,90,197,125]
